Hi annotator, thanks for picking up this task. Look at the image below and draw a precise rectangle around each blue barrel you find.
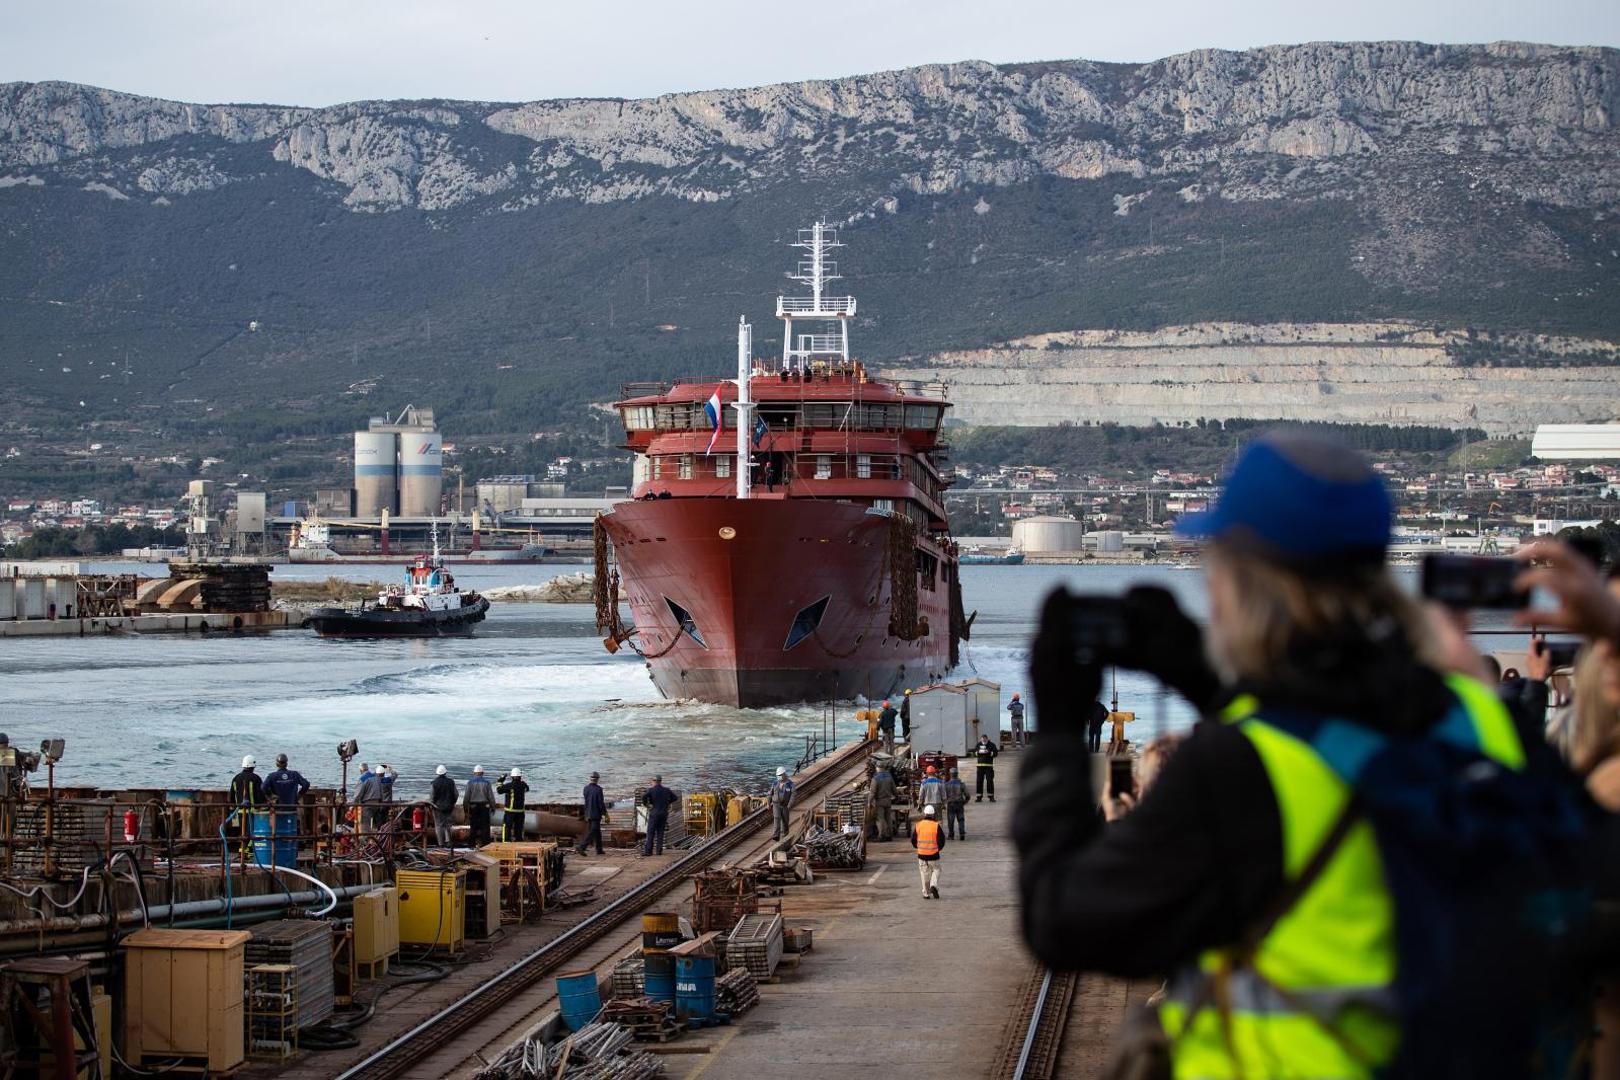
[252,811,296,868]
[556,971,601,1032]
[643,952,675,1003]
[675,955,716,1022]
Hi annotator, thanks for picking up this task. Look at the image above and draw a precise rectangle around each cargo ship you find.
[593,224,968,707]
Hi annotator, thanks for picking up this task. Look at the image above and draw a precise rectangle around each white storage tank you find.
[1012,515,1084,553]
[354,431,398,519]
[398,431,443,518]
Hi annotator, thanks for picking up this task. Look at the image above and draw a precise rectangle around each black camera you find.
[1068,595,1133,666]
[1539,640,1580,669]
[1421,554,1527,610]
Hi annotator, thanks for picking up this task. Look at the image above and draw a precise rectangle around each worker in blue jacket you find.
[642,775,678,856]
[264,754,310,807]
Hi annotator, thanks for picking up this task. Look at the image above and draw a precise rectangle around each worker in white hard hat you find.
[910,804,946,899]
[497,767,530,842]
[770,766,796,842]
[229,755,265,855]
[464,765,496,846]
[429,764,458,848]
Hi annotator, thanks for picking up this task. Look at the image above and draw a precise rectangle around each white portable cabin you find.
[957,678,1002,741]
[909,683,975,756]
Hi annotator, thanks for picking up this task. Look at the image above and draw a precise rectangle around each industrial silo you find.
[1012,515,1085,553]
[354,431,398,519]
[398,431,443,517]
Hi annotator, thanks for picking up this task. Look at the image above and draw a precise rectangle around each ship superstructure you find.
[594,224,966,706]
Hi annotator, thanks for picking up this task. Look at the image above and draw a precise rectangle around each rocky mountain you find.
[1,41,1617,456]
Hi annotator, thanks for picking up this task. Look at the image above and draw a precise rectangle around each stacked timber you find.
[600,998,683,1043]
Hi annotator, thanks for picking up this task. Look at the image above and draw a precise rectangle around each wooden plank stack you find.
[600,998,684,1043]
[726,913,784,980]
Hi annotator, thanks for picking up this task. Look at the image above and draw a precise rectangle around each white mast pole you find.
[735,316,753,500]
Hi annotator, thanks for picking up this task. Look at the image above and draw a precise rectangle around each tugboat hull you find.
[307,595,490,638]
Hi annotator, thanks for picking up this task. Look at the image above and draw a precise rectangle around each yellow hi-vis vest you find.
[1157,675,1524,1079]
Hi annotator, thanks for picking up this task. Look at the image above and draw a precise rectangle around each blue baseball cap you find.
[1174,433,1391,569]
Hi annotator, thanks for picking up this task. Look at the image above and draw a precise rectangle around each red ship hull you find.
[600,497,955,707]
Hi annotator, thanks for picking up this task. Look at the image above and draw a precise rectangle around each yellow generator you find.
[396,870,465,955]
[352,887,400,975]
[684,793,725,838]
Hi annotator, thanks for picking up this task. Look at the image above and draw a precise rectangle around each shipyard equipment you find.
[396,869,465,954]
[352,887,400,975]
[121,929,250,1075]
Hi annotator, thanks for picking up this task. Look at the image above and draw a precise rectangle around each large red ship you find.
[593,224,968,707]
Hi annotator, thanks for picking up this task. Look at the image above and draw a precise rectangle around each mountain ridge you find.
[1,39,1617,468]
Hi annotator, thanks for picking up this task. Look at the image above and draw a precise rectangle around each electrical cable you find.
[267,864,339,916]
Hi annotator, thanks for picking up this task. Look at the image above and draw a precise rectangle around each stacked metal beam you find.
[725,913,784,980]
[819,791,869,832]
[473,1020,662,1079]
[716,969,760,1016]
[800,825,866,870]
[610,957,645,999]
[11,800,115,875]
[690,868,760,933]
[245,920,335,1028]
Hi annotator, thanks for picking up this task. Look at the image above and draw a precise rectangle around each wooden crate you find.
[122,929,250,1076]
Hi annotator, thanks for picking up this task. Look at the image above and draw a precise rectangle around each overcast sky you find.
[4,0,1617,106]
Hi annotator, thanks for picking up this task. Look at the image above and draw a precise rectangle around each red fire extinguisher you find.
[123,809,138,844]
[412,806,425,833]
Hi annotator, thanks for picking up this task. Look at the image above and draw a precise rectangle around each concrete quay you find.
[661,757,1029,1080]
[0,610,298,636]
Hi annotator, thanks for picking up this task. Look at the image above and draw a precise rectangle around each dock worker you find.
[900,689,913,742]
[265,754,310,808]
[973,734,999,801]
[871,760,898,840]
[642,775,678,855]
[770,767,796,842]
[576,772,607,856]
[229,755,266,852]
[878,699,897,755]
[429,765,458,848]
[918,765,944,813]
[464,765,495,846]
[910,804,945,899]
[943,767,969,840]
[1086,698,1108,753]
[497,767,529,842]
[354,765,383,835]
[1008,692,1026,748]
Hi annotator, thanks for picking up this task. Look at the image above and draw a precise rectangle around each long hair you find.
[1206,542,1440,696]
[1569,646,1620,776]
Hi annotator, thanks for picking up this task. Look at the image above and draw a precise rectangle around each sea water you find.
[3,561,1485,804]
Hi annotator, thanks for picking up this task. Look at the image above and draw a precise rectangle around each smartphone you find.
[1108,756,1136,800]
[1541,640,1580,668]
[1420,554,1527,610]
[1070,596,1132,666]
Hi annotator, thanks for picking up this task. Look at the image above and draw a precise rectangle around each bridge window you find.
[678,455,694,480]
[715,455,732,479]
[856,454,872,479]
[814,455,832,480]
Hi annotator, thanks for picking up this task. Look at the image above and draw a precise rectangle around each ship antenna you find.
[776,222,855,375]
[735,315,754,500]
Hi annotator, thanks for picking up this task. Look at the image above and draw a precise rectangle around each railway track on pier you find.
[996,966,1079,1080]
[334,739,875,1080]
[996,962,1162,1079]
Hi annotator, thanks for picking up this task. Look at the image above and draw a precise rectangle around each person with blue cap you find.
[1014,432,1587,1079]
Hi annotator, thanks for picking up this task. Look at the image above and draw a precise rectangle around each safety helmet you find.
[882,699,890,706]
[904,689,911,696]
[511,767,522,778]
[242,755,256,768]
[1011,692,1020,701]
[435,765,447,775]
[923,804,937,816]
[925,765,936,775]
[776,766,787,776]
[473,765,484,774]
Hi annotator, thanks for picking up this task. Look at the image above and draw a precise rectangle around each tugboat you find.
[306,535,489,638]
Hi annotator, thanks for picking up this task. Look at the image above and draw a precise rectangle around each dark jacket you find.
[643,783,678,816]
[583,782,607,820]
[943,777,969,807]
[1009,700,1025,724]
[974,740,999,766]
[230,769,265,809]
[496,777,529,811]
[464,776,495,807]
[264,768,309,807]
[770,778,795,808]
[355,774,384,806]
[878,706,897,732]
[900,697,911,722]
[430,774,457,814]
[1087,701,1109,732]
[872,770,897,804]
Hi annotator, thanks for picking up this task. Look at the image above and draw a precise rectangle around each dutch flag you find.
[703,387,724,455]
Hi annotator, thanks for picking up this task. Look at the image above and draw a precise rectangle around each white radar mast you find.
[776,222,856,372]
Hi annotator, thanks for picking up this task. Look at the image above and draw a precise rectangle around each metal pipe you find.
[0,882,378,938]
